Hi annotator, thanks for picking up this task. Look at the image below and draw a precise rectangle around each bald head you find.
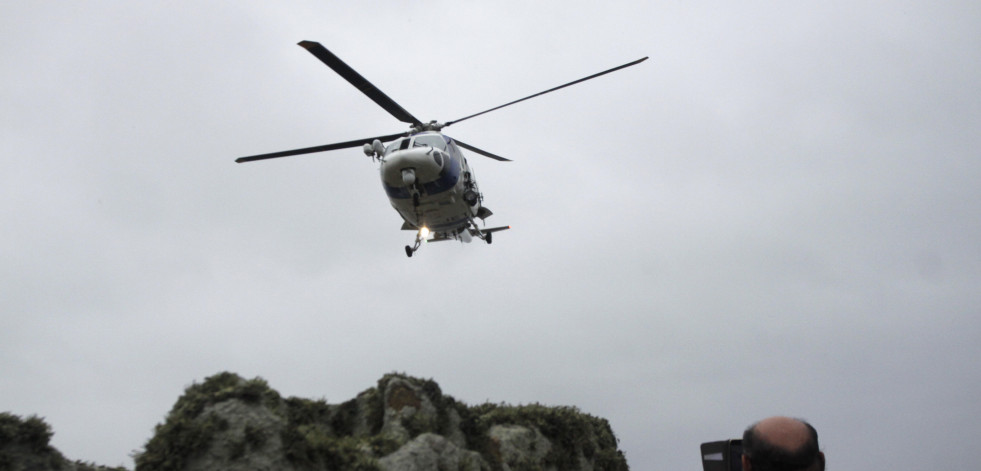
[742,417,823,471]
[754,417,812,452]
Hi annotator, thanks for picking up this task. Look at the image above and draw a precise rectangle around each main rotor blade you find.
[453,138,511,162]
[235,132,406,163]
[298,41,423,127]
[444,56,649,127]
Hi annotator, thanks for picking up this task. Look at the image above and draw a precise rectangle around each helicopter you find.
[236,41,647,257]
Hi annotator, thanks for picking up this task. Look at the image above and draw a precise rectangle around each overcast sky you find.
[2,1,979,470]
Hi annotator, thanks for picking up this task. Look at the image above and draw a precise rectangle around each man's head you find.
[741,417,824,471]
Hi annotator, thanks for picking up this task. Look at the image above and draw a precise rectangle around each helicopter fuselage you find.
[234,40,645,257]
[379,132,483,237]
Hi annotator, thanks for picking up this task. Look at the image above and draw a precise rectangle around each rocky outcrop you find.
[137,372,628,471]
[3,372,629,471]
[377,433,484,471]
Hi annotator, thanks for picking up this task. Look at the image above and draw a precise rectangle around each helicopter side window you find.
[384,138,406,156]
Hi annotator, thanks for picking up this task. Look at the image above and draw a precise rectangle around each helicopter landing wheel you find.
[405,245,414,257]
[486,232,492,244]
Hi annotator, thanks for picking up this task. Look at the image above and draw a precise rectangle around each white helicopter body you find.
[234,41,646,257]
[374,132,508,255]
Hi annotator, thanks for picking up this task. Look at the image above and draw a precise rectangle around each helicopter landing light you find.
[419,227,430,239]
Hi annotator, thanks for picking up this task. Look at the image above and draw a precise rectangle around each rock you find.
[379,376,439,444]
[377,433,486,471]
[7,372,630,471]
[183,399,295,471]
[488,424,551,470]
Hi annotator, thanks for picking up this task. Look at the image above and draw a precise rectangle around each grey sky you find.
[2,1,979,470]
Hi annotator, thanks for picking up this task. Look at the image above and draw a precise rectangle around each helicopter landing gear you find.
[466,218,492,245]
[405,239,421,258]
[405,238,420,257]
[405,229,425,257]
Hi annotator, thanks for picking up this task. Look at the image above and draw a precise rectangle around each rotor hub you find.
[412,120,445,133]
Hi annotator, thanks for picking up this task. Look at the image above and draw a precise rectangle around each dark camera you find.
[700,439,742,471]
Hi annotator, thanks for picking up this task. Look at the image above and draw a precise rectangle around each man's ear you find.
[741,454,751,471]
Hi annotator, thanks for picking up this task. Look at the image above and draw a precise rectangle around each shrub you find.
[135,372,277,471]
[0,412,53,452]
[136,413,229,471]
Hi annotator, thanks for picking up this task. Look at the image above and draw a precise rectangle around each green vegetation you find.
[329,398,360,436]
[73,461,130,471]
[366,372,629,470]
[165,372,281,421]
[462,402,629,471]
[0,412,53,453]
[362,385,385,435]
[132,371,628,471]
[368,372,628,470]
[136,411,229,471]
[0,413,127,471]
[243,423,268,450]
[0,412,63,470]
[135,372,276,471]
[280,421,379,471]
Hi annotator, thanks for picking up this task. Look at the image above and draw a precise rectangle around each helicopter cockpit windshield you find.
[411,134,448,152]
[384,134,449,157]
